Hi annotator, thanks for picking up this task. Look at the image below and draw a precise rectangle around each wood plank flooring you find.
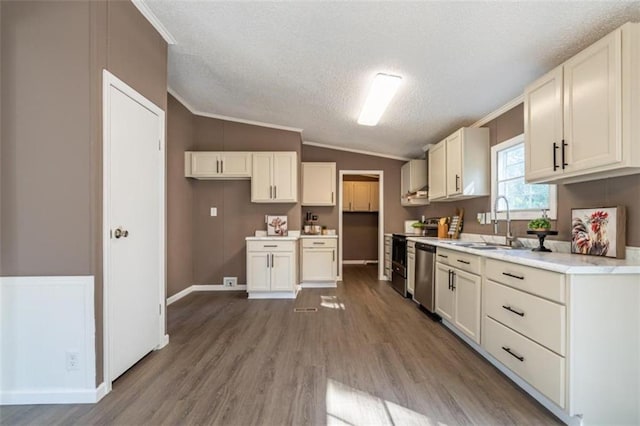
[1,265,562,425]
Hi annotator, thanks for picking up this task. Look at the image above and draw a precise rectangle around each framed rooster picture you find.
[571,206,626,259]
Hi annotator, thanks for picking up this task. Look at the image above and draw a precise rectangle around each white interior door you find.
[105,74,163,382]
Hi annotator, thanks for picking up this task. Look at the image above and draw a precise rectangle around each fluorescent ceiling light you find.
[357,73,402,126]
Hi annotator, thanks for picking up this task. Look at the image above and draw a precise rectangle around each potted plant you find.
[411,221,426,236]
[527,216,552,231]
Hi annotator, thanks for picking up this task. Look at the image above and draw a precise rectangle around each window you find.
[491,134,556,220]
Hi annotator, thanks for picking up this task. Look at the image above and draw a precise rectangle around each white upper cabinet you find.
[185,151,252,179]
[301,162,336,206]
[251,152,298,203]
[401,159,428,206]
[429,128,489,201]
[525,23,640,184]
[428,140,447,200]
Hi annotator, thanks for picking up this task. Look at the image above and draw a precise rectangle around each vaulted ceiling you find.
[146,1,640,158]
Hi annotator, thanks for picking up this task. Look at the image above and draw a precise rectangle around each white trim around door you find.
[338,170,385,281]
[102,70,168,396]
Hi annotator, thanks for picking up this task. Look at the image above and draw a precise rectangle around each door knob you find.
[113,227,129,239]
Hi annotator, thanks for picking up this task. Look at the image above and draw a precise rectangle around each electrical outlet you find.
[223,277,237,287]
[66,351,80,371]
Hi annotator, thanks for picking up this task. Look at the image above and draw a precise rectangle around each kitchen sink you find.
[441,241,525,250]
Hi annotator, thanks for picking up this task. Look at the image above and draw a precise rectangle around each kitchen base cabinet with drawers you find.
[435,248,482,344]
[300,237,338,288]
[478,258,639,426]
[246,238,299,299]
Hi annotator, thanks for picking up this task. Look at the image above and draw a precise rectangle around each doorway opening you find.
[338,170,384,281]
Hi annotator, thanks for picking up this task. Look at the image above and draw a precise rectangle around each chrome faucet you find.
[494,195,516,247]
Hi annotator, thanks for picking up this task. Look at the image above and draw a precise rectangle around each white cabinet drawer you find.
[483,316,565,408]
[301,238,337,248]
[484,280,566,355]
[247,240,296,252]
[485,258,565,304]
[436,248,481,275]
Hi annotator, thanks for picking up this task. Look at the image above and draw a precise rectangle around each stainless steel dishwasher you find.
[414,242,438,317]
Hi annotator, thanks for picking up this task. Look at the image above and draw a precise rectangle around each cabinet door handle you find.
[455,174,460,191]
[266,254,270,268]
[502,305,525,317]
[271,254,274,266]
[349,202,352,211]
[331,192,334,203]
[274,186,277,199]
[221,160,224,174]
[561,139,568,169]
[216,160,220,174]
[456,259,470,265]
[270,185,273,199]
[552,142,559,171]
[502,346,524,362]
[447,270,451,290]
[332,250,335,261]
[502,272,524,280]
[368,202,371,211]
[451,271,456,290]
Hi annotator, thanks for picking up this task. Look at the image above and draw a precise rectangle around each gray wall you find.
[419,103,640,247]
[166,94,303,295]
[0,0,167,385]
[301,145,421,236]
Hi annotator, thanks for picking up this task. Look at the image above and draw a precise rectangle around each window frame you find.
[490,134,557,220]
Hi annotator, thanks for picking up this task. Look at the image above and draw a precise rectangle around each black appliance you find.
[390,218,440,297]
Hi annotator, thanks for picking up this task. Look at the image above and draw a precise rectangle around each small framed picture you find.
[571,206,625,259]
[267,215,288,236]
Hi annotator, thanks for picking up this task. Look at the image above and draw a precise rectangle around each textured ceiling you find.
[146,1,640,158]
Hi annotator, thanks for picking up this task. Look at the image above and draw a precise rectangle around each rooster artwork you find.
[571,209,616,257]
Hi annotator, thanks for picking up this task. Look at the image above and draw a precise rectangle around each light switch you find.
[210,207,217,217]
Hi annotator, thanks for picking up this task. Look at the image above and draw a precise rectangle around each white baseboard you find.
[440,320,578,426]
[1,383,106,405]
[167,284,248,305]
[248,291,297,299]
[343,260,378,265]
[301,281,338,288]
[157,334,170,349]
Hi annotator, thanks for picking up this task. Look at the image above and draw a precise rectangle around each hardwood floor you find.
[1,265,561,425]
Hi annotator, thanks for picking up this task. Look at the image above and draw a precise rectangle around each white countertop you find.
[245,236,300,241]
[299,234,338,239]
[407,236,640,275]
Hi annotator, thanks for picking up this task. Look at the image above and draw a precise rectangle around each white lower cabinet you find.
[301,237,337,286]
[480,257,640,425]
[246,239,298,298]
[435,252,481,344]
[407,241,415,296]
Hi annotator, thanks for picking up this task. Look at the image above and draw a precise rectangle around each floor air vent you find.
[294,307,318,313]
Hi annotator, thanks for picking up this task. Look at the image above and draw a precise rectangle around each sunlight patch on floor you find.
[321,295,346,310]
[326,379,445,426]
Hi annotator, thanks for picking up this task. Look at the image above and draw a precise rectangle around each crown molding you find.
[131,0,177,45]
[470,94,524,128]
[303,141,411,161]
[167,87,303,133]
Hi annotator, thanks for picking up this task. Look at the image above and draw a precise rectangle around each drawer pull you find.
[312,242,325,245]
[438,254,449,259]
[263,245,278,248]
[502,346,524,362]
[502,272,524,280]
[502,305,525,317]
[457,259,471,265]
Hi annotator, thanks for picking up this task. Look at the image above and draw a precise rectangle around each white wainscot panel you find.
[0,276,100,404]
